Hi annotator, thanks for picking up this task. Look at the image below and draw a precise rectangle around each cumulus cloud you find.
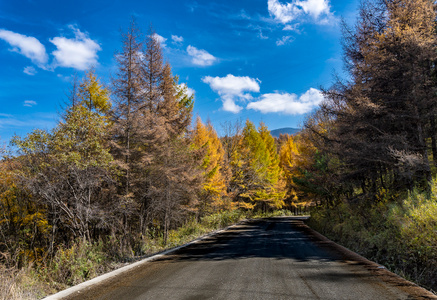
[153,33,167,48]
[171,35,184,44]
[247,88,324,115]
[23,100,37,107]
[268,0,301,23]
[298,0,331,19]
[187,45,217,66]
[268,0,334,25]
[0,29,48,66]
[23,66,37,75]
[202,74,260,113]
[50,26,101,70]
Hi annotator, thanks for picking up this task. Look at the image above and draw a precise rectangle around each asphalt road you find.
[72,217,419,300]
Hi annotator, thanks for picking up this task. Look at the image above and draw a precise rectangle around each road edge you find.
[295,219,437,300]
[43,221,247,300]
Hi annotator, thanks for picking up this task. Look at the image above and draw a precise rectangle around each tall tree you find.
[310,0,437,201]
[140,27,164,113]
[230,120,284,211]
[193,117,231,214]
[111,18,144,199]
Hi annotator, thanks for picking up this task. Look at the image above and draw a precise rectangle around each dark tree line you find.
[302,0,437,204]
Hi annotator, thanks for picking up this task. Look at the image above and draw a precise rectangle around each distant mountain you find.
[270,127,300,138]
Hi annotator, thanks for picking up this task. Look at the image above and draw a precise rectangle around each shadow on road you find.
[154,217,343,264]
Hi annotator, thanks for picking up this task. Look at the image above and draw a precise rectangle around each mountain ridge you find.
[270,127,300,137]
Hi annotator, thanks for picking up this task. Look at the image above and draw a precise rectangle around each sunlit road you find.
[68,217,416,300]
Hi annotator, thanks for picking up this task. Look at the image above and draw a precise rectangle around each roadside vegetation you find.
[295,0,437,292]
[2,0,437,298]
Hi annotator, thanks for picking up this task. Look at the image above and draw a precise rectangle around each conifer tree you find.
[230,120,284,211]
[258,122,281,185]
[111,18,144,198]
[131,29,200,243]
[140,27,164,113]
[311,0,437,198]
[13,72,115,242]
[78,69,111,114]
[193,117,231,214]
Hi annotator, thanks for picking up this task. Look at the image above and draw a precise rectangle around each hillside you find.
[270,127,300,137]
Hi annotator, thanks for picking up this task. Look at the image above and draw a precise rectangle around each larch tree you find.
[230,120,284,211]
[258,122,285,209]
[140,27,164,113]
[78,69,111,114]
[131,29,200,243]
[111,18,145,201]
[311,0,437,201]
[13,72,115,243]
[193,117,231,215]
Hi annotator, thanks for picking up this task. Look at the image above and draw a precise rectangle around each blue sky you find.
[0,0,359,143]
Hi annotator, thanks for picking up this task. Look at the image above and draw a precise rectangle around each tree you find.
[193,117,231,215]
[258,122,282,185]
[310,0,437,202]
[13,73,115,243]
[78,69,111,114]
[140,27,164,113]
[230,120,284,211]
[110,17,144,199]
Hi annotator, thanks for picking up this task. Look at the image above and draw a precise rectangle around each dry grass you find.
[0,265,40,300]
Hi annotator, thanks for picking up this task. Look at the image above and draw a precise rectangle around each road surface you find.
[64,217,431,300]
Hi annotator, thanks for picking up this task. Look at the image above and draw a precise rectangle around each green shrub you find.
[309,185,437,291]
[46,239,107,288]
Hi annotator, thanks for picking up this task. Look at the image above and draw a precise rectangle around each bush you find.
[308,186,437,291]
[44,239,107,288]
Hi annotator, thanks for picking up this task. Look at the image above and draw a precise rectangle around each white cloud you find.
[247,88,324,115]
[268,0,301,24]
[23,100,37,107]
[171,35,184,44]
[0,29,48,66]
[153,33,167,48]
[297,0,330,19]
[202,74,260,113]
[267,0,334,25]
[222,97,244,113]
[202,74,260,95]
[50,26,101,70]
[276,36,294,46]
[23,66,37,75]
[283,24,300,32]
[258,30,269,40]
[187,45,217,66]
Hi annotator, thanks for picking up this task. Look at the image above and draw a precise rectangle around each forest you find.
[1,0,437,298]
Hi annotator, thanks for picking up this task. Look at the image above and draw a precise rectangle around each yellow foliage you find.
[279,134,316,202]
[0,160,51,263]
[192,117,230,212]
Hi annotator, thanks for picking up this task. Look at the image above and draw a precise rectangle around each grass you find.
[308,185,437,292]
